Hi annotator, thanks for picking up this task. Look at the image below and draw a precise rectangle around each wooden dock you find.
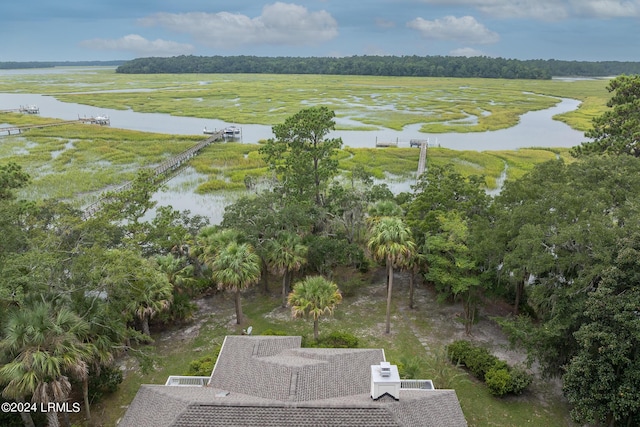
[0,117,110,136]
[0,105,40,114]
[82,130,224,220]
[417,141,428,177]
[375,137,398,147]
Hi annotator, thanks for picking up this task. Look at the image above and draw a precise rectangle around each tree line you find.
[0,61,126,70]
[115,54,640,79]
[1,75,639,426]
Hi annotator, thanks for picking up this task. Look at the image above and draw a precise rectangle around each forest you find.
[115,54,640,79]
[0,75,639,427]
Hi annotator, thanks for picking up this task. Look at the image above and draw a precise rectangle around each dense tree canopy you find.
[116,55,640,79]
[573,74,640,157]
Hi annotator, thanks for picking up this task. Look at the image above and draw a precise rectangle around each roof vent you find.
[380,361,391,377]
[371,362,400,400]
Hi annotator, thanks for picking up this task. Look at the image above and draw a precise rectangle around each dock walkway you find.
[0,117,110,136]
[82,130,224,219]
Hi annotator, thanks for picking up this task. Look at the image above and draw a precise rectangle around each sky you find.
[1,0,639,62]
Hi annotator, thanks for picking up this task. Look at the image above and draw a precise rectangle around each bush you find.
[303,331,360,348]
[319,330,359,348]
[397,355,425,379]
[88,365,124,403]
[446,340,532,397]
[339,276,367,298]
[485,367,512,396]
[508,366,533,395]
[185,346,221,376]
[157,291,197,324]
[261,329,288,336]
[447,340,501,380]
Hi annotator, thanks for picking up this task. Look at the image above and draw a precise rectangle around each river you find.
[0,93,585,151]
[0,71,588,224]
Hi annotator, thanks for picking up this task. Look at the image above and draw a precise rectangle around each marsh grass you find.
[1,70,611,133]
[1,116,572,199]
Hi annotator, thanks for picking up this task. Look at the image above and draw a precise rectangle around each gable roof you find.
[119,336,467,427]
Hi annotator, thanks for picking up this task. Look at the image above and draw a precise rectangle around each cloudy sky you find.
[1,0,639,62]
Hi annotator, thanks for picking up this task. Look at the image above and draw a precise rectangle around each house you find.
[119,336,467,426]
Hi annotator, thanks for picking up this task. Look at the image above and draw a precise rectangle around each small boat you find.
[223,125,241,138]
[20,105,40,114]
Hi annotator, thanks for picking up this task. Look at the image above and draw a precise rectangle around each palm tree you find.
[196,227,242,278]
[367,216,415,334]
[288,276,342,341]
[210,242,261,324]
[0,303,91,427]
[403,251,427,310]
[124,259,173,337]
[265,232,308,307]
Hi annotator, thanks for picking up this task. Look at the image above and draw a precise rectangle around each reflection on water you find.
[146,167,241,225]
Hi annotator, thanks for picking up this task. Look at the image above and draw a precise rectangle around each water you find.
[0,93,586,151]
[0,76,588,223]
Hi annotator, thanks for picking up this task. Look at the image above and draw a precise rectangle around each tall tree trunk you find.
[313,319,319,341]
[409,270,415,309]
[46,411,60,427]
[281,270,289,308]
[463,292,475,335]
[83,376,91,422]
[261,258,269,294]
[235,290,243,325]
[386,263,394,334]
[514,271,526,315]
[141,314,150,336]
[16,397,35,427]
[385,264,390,292]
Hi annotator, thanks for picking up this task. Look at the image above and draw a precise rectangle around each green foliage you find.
[185,347,221,376]
[318,330,359,348]
[397,355,424,379]
[196,179,245,193]
[485,367,512,396]
[288,276,342,341]
[573,74,640,157]
[305,235,367,275]
[88,365,124,403]
[447,340,532,397]
[260,329,288,336]
[259,106,342,205]
[561,236,640,425]
[338,275,368,298]
[156,291,198,324]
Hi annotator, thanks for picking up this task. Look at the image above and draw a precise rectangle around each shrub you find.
[446,340,532,397]
[485,367,512,396]
[321,330,359,348]
[303,331,359,348]
[88,365,124,403]
[261,329,288,336]
[508,366,533,395]
[157,291,197,324]
[339,276,367,298]
[185,346,221,376]
[397,355,425,379]
[447,340,501,380]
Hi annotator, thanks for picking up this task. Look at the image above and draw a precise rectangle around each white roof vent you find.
[380,361,391,377]
[371,362,400,400]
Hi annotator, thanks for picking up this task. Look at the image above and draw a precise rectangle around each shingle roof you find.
[209,336,384,402]
[119,336,467,427]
